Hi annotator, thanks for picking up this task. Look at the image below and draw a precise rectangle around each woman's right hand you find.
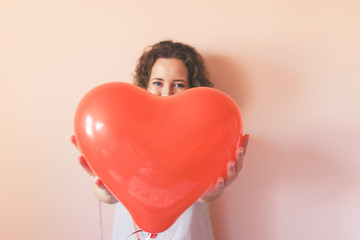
[71,135,118,204]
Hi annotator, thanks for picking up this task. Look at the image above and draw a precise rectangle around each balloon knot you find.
[146,233,158,239]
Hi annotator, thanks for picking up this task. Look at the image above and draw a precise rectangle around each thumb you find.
[70,135,78,148]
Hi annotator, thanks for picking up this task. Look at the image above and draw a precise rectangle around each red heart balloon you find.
[74,82,242,233]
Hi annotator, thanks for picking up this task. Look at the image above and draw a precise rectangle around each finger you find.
[78,155,95,176]
[235,148,244,172]
[70,135,78,148]
[94,177,106,189]
[213,177,225,192]
[236,147,244,160]
[226,161,238,186]
[227,161,236,179]
[92,179,117,203]
[198,177,225,202]
[241,134,250,155]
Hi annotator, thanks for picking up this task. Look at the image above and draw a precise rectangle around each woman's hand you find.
[71,135,118,204]
[198,134,249,203]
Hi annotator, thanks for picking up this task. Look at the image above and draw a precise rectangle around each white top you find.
[111,202,215,240]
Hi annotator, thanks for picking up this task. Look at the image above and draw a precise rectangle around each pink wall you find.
[2,1,359,240]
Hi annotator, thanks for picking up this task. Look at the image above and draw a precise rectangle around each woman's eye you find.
[153,81,162,86]
[174,83,185,88]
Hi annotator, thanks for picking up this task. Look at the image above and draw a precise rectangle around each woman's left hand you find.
[198,134,249,203]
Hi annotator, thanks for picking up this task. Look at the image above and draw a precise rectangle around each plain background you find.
[2,0,360,240]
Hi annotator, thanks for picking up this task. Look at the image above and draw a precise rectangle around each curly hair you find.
[133,40,213,88]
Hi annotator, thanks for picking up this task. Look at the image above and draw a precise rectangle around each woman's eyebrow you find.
[150,78,164,81]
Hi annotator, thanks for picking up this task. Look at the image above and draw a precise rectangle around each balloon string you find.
[133,221,140,240]
[126,230,143,240]
[99,200,104,240]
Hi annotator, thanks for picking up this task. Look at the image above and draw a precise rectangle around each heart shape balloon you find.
[74,82,242,233]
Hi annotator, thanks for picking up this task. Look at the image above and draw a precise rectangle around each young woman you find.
[72,40,249,239]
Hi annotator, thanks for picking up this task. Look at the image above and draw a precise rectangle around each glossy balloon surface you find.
[74,82,242,233]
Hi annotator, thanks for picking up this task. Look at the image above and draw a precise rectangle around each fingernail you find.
[94,177,102,187]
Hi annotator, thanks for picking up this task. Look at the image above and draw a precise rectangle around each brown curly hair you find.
[133,40,213,88]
